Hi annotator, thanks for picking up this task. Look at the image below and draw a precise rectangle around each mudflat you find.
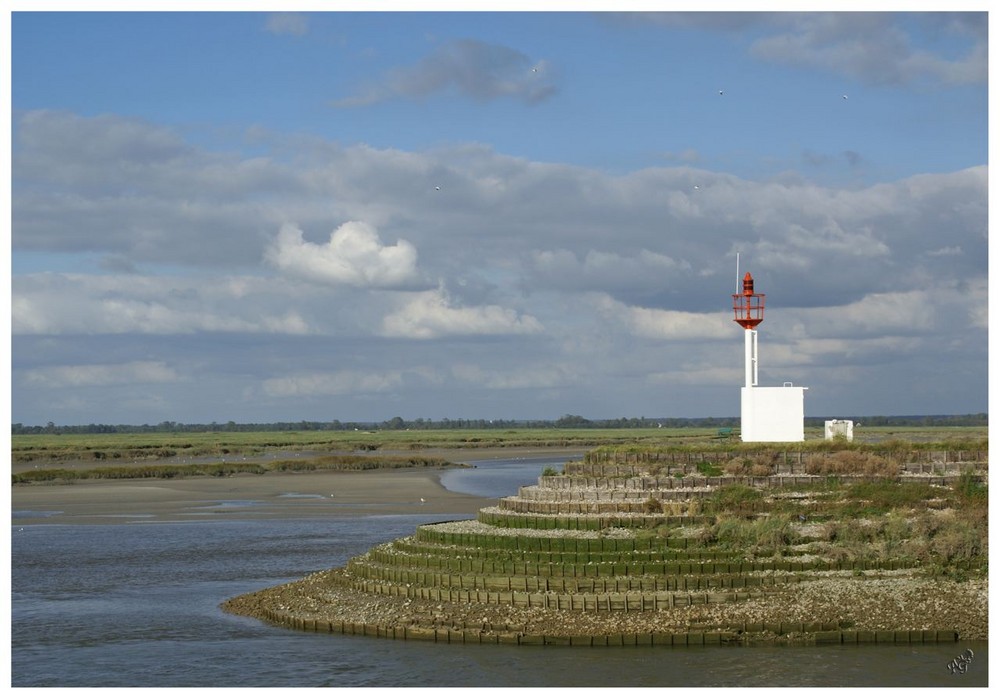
[10,465,496,525]
[9,446,584,526]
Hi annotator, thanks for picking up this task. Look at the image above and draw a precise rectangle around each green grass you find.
[10,427,673,464]
[13,425,987,465]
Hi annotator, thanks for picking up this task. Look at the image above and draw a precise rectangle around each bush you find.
[724,452,778,476]
[701,514,795,551]
[805,451,900,477]
[930,518,984,563]
[643,496,663,514]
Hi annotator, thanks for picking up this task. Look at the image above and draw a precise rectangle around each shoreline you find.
[9,446,586,526]
[10,464,500,526]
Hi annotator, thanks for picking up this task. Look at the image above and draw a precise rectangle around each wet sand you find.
[9,447,584,526]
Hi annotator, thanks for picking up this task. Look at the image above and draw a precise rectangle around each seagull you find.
[842,94,848,100]
[434,186,441,191]
[718,90,724,95]
[419,497,426,503]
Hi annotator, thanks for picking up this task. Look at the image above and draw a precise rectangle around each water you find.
[10,456,989,687]
[440,454,575,497]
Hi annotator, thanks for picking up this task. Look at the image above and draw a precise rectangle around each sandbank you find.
[10,447,585,526]
[10,467,495,526]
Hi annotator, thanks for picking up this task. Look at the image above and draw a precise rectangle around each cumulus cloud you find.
[9,102,986,422]
[334,39,556,107]
[265,222,421,289]
[381,288,543,339]
[23,361,179,388]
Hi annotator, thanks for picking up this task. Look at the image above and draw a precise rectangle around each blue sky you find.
[6,5,991,425]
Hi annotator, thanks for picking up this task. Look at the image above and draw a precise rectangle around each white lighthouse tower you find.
[732,272,805,442]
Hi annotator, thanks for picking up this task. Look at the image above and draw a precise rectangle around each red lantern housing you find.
[732,272,765,329]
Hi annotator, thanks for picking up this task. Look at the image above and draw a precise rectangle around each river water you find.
[9,455,988,687]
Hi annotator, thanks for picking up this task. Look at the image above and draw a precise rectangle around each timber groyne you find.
[223,445,988,645]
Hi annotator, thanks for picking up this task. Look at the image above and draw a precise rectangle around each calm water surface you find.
[10,456,988,687]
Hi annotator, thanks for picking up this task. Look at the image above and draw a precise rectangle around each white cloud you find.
[531,248,693,294]
[451,363,572,390]
[22,361,179,388]
[621,12,987,86]
[335,39,555,107]
[648,366,744,387]
[262,370,403,397]
[265,222,421,289]
[381,288,543,339]
[597,296,733,341]
[264,13,308,36]
[11,273,312,335]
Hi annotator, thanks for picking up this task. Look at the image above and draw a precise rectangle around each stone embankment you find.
[223,447,988,645]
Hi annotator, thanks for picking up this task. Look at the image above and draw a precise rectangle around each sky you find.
[5,4,992,426]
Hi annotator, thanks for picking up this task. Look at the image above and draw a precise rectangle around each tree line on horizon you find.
[10,413,988,435]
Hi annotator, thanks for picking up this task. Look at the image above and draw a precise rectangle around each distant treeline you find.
[10,413,988,435]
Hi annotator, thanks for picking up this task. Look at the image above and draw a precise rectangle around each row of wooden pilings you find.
[257,608,959,646]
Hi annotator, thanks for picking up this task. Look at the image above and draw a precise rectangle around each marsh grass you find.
[11,454,457,484]
[804,450,900,477]
[699,514,797,552]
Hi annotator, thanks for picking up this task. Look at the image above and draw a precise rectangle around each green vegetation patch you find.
[11,454,458,484]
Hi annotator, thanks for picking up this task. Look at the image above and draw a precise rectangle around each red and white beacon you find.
[731,271,805,442]
[732,272,764,388]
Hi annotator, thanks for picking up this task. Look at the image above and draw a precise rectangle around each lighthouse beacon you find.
[733,272,805,442]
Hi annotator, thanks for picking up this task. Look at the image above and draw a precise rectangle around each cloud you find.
[23,361,179,388]
[8,105,986,423]
[264,13,309,36]
[334,39,556,107]
[530,248,693,295]
[13,111,985,303]
[265,222,421,289]
[619,12,986,87]
[12,273,312,335]
[262,370,403,398]
[748,13,987,87]
[793,282,987,340]
[451,363,574,390]
[381,288,543,339]
[597,295,734,341]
